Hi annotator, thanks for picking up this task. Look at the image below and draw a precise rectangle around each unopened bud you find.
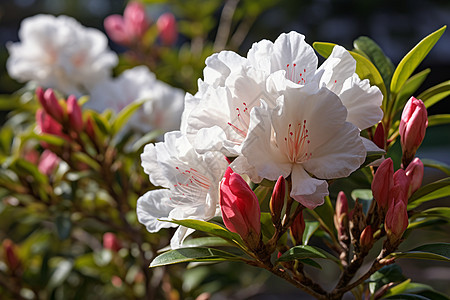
[36,87,65,123]
[385,199,408,244]
[67,95,83,132]
[270,176,285,225]
[86,115,97,142]
[334,191,349,238]
[220,167,261,249]
[372,158,394,212]
[405,157,424,198]
[124,2,150,39]
[2,239,20,272]
[103,232,121,252]
[400,97,428,167]
[359,226,373,249]
[289,210,305,245]
[373,122,385,150]
[393,169,410,205]
[38,150,60,176]
[157,13,177,45]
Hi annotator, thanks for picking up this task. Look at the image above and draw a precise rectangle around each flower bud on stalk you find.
[359,226,373,250]
[373,122,385,150]
[371,158,394,213]
[393,169,410,205]
[270,176,285,226]
[405,157,424,198]
[334,191,349,238]
[38,150,60,176]
[157,13,177,46]
[384,199,408,245]
[2,239,20,273]
[220,167,261,249]
[36,87,65,123]
[399,97,428,167]
[289,210,305,245]
[67,95,83,133]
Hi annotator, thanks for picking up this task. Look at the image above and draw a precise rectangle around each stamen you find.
[284,120,311,163]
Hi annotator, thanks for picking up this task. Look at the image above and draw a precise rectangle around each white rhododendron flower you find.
[6,14,117,96]
[183,31,382,157]
[240,77,366,209]
[87,66,185,133]
[137,131,229,248]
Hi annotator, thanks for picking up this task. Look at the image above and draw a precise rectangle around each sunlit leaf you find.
[303,221,319,245]
[427,114,450,127]
[369,264,406,295]
[388,243,450,262]
[408,177,450,209]
[276,245,339,264]
[390,26,446,95]
[422,159,450,176]
[418,80,450,109]
[393,68,430,115]
[150,247,242,267]
[111,100,144,135]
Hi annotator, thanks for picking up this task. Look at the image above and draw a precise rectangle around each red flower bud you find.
[124,2,150,39]
[385,199,408,244]
[371,158,394,212]
[157,13,177,45]
[270,176,285,224]
[334,191,349,237]
[36,109,64,137]
[36,87,65,123]
[220,167,261,248]
[399,97,428,167]
[373,122,385,150]
[104,15,130,45]
[67,95,83,132]
[2,239,20,272]
[38,150,60,176]
[360,226,373,249]
[290,210,305,245]
[393,169,410,205]
[405,157,424,198]
[86,115,97,143]
[103,232,121,252]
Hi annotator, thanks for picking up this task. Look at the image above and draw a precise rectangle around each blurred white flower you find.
[6,14,118,96]
[137,131,229,248]
[240,77,366,209]
[86,66,185,133]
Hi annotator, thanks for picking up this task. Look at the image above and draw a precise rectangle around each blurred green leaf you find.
[427,114,450,127]
[110,100,143,135]
[0,94,21,110]
[303,221,319,245]
[130,130,163,152]
[55,215,72,240]
[31,133,66,147]
[393,68,430,115]
[276,245,339,264]
[353,36,394,90]
[390,26,446,95]
[47,259,73,290]
[150,247,242,267]
[388,243,450,262]
[422,159,450,176]
[418,80,450,109]
[408,177,450,209]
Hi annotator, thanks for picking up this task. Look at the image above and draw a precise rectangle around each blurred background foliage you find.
[0,0,449,299]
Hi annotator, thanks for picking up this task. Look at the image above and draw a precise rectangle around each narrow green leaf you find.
[158,237,234,253]
[31,133,66,147]
[390,26,446,95]
[167,219,245,247]
[369,264,406,295]
[302,221,319,245]
[150,247,242,267]
[385,279,412,297]
[393,68,431,115]
[422,159,450,176]
[111,100,144,135]
[388,243,450,262]
[427,114,450,127]
[300,258,322,269]
[351,189,373,215]
[384,294,432,300]
[131,130,163,152]
[353,36,395,89]
[408,177,450,209]
[276,245,339,264]
[260,212,275,240]
[418,80,450,109]
[411,207,450,222]
[361,150,386,168]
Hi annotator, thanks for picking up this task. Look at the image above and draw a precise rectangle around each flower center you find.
[172,166,211,200]
[227,102,250,139]
[284,120,311,163]
[286,64,306,85]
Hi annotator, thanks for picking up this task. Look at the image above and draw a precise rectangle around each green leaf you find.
[369,264,406,294]
[131,130,163,152]
[302,221,319,245]
[300,258,322,269]
[418,80,450,109]
[351,189,373,215]
[388,243,450,262]
[276,245,339,264]
[313,42,387,101]
[260,212,275,241]
[408,177,450,209]
[385,281,450,300]
[393,68,431,115]
[384,294,432,300]
[385,279,413,297]
[167,219,245,247]
[361,150,386,168]
[353,36,395,90]
[313,195,335,235]
[390,26,446,95]
[422,159,450,176]
[31,133,66,147]
[111,100,144,135]
[158,237,234,253]
[417,207,450,221]
[150,247,242,267]
[427,114,450,127]
[55,214,72,240]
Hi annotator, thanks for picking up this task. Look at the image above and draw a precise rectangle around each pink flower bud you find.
[393,169,410,205]
[36,87,65,123]
[157,13,177,46]
[103,232,121,252]
[124,2,150,39]
[220,167,261,248]
[270,176,285,224]
[86,115,97,142]
[290,210,305,245]
[385,199,408,244]
[399,97,428,167]
[373,122,385,150]
[36,109,64,137]
[372,158,394,212]
[334,191,349,237]
[38,150,60,176]
[2,239,20,272]
[360,226,373,249]
[67,95,83,132]
[405,157,424,198]
[104,15,130,45]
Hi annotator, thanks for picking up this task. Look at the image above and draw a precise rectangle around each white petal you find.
[230,155,263,183]
[247,39,273,74]
[290,165,328,209]
[339,74,384,130]
[170,226,195,249]
[141,143,171,188]
[203,51,247,87]
[194,126,229,154]
[136,189,177,232]
[303,122,366,179]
